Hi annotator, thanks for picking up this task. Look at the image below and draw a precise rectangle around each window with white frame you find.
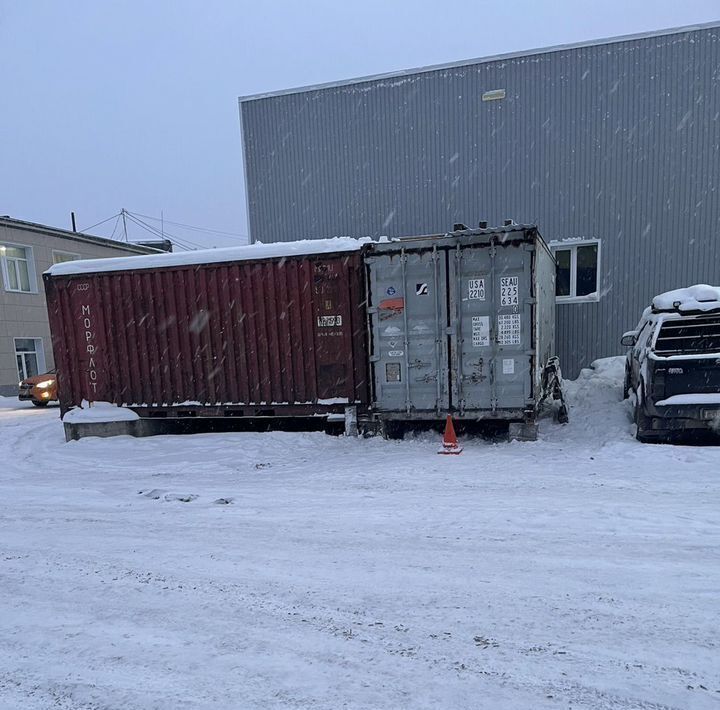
[1,243,36,293]
[52,250,81,265]
[550,240,601,302]
[15,338,46,381]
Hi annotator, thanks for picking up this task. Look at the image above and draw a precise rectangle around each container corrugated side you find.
[44,252,369,416]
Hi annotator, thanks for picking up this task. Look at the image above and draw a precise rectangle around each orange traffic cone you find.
[438,415,463,454]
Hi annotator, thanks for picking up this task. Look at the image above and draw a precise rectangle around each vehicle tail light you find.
[652,370,666,401]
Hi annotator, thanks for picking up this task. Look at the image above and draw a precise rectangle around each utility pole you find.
[70,212,77,232]
[121,208,128,241]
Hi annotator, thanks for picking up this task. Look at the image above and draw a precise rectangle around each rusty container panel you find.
[44,251,369,415]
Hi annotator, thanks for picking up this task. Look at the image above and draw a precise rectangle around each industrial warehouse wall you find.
[240,25,720,376]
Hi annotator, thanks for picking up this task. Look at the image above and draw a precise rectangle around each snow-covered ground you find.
[1,358,719,709]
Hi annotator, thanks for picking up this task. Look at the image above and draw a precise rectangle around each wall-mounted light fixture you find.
[482,89,506,102]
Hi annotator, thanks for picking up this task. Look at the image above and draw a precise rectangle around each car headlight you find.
[36,379,54,388]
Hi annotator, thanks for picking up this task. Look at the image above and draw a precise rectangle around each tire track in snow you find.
[2,547,713,710]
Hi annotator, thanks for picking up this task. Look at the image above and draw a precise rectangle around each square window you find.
[1,243,36,293]
[549,240,600,302]
[14,338,44,380]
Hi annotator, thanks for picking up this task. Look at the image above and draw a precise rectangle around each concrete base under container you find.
[63,416,344,442]
[507,421,539,442]
[370,416,539,442]
[63,410,540,442]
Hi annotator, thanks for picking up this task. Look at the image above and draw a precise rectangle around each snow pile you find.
[46,236,373,276]
[62,400,139,423]
[546,356,632,444]
[651,284,720,313]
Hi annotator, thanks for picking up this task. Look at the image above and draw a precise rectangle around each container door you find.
[450,242,533,412]
[367,248,448,412]
[312,260,353,400]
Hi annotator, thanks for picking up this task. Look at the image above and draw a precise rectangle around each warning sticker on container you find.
[497,313,521,345]
[468,278,486,300]
[317,315,343,327]
[386,362,401,383]
[471,315,490,347]
[378,297,405,320]
[500,276,519,306]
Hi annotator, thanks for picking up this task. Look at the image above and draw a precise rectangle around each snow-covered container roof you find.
[651,284,720,313]
[46,237,372,277]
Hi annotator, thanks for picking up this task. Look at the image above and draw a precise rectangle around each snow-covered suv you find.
[622,285,720,442]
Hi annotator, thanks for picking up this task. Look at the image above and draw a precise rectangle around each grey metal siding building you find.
[239,23,720,377]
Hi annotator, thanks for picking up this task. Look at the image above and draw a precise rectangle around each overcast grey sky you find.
[1,1,717,248]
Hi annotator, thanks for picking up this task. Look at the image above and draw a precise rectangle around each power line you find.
[124,213,193,251]
[110,213,122,240]
[128,210,248,241]
[130,214,205,251]
[79,212,121,233]
[124,212,203,251]
[77,209,238,251]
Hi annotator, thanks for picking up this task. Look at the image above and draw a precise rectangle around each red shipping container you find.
[44,241,369,418]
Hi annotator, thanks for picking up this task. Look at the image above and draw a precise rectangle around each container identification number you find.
[468,278,486,300]
[317,315,343,327]
[500,276,519,306]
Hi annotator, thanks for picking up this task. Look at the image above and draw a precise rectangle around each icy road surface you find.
[1,358,718,710]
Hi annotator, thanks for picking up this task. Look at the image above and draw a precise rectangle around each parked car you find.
[622,285,720,442]
[18,370,58,407]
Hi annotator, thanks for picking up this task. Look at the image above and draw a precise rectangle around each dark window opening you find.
[555,249,571,297]
[576,244,598,297]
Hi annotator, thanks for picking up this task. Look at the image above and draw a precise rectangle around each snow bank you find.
[651,284,720,313]
[547,356,632,444]
[46,237,372,276]
[62,401,140,423]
